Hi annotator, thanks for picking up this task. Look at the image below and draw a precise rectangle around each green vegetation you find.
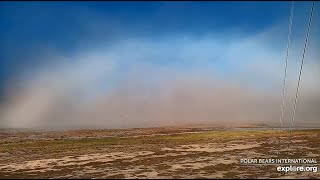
[0,129,317,152]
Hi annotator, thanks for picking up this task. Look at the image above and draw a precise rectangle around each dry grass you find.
[0,128,319,178]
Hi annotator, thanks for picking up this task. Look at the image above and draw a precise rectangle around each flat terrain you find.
[0,127,319,179]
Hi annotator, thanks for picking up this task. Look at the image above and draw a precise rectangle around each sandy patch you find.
[0,151,154,172]
[162,143,260,153]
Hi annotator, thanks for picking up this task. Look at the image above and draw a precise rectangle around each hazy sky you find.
[0,2,319,129]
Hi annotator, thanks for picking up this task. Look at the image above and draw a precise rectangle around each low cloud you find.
[1,30,319,130]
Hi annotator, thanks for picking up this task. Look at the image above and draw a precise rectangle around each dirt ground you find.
[0,127,319,179]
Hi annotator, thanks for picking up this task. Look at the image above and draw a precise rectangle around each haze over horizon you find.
[0,2,319,130]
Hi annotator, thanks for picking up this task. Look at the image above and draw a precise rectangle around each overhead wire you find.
[279,1,295,128]
[287,1,315,153]
[278,1,295,157]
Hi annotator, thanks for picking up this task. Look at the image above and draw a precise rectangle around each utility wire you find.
[278,2,294,158]
[280,1,294,128]
[288,1,315,153]
[290,1,315,130]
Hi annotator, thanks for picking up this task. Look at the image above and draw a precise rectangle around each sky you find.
[0,1,319,129]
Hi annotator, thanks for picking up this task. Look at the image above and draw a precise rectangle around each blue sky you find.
[0,2,319,129]
[0,1,314,94]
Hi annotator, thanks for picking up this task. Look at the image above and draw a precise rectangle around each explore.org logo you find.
[240,158,318,173]
[277,165,318,173]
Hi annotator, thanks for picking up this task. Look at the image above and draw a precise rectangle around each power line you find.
[280,1,295,128]
[290,1,315,130]
[278,2,295,158]
[287,1,315,153]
